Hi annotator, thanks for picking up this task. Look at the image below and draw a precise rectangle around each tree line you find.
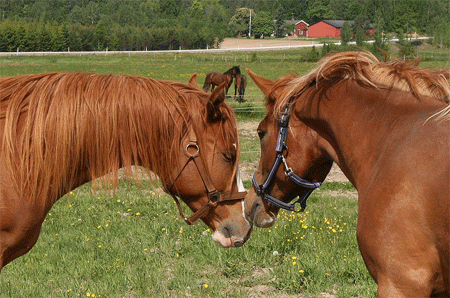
[0,0,448,52]
[0,20,216,52]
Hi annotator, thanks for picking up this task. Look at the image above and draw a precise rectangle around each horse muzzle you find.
[211,215,253,248]
[244,189,276,228]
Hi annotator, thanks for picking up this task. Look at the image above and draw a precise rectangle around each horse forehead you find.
[203,123,238,148]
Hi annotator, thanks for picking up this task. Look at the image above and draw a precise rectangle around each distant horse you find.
[0,72,252,271]
[234,74,247,102]
[245,52,449,297]
[203,66,241,95]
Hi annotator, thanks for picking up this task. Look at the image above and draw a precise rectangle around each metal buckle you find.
[293,202,304,212]
[185,143,199,157]
[208,190,221,203]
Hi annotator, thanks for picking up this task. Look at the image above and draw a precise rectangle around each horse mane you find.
[0,72,238,202]
[277,51,450,120]
[224,66,240,75]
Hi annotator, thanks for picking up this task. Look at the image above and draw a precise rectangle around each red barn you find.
[308,20,374,38]
[308,20,348,38]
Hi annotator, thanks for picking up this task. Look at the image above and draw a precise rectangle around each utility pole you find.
[249,9,252,37]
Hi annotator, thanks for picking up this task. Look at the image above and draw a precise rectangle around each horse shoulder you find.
[356,117,449,296]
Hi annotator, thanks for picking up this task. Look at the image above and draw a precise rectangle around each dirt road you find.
[220,37,320,50]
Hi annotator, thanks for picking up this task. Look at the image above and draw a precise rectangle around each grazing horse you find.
[203,66,241,95]
[244,52,449,297]
[234,74,247,102]
[0,72,252,271]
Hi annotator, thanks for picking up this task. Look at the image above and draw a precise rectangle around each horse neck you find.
[38,88,186,208]
[299,80,444,190]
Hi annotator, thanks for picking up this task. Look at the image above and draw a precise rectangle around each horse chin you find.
[253,211,276,228]
[211,230,251,248]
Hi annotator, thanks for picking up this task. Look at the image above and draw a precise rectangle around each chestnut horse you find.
[0,72,252,271]
[203,66,241,95]
[245,52,449,297]
[234,74,247,103]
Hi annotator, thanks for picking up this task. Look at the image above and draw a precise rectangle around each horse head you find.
[168,78,252,247]
[224,66,241,77]
[243,69,333,228]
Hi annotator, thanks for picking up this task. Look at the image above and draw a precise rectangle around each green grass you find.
[0,181,373,298]
[0,46,448,297]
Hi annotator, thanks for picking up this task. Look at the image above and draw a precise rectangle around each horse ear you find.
[188,73,199,88]
[207,82,226,122]
[246,68,275,97]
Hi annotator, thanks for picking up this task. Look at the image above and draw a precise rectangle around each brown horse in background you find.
[0,72,252,271]
[203,66,241,95]
[245,52,449,297]
[234,74,247,102]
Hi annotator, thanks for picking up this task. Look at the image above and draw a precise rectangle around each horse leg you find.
[239,87,246,102]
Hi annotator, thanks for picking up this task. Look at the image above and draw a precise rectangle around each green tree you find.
[306,0,335,24]
[23,23,39,51]
[85,2,99,25]
[189,0,204,19]
[428,16,450,48]
[94,19,108,50]
[67,23,84,51]
[68,5,89,25]
[392,0,419,34]
[340,21,352,45]
[37,23,52,51]
[274,8,285,37]
[252,11,274,39]
[354,15,369,46]
[160,0,181,18]
[371,30,388,60]
[228,7,252,37]
[52,23,69,51]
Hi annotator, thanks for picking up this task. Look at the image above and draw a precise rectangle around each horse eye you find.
[222,153,236,163]
[257,129,266,140]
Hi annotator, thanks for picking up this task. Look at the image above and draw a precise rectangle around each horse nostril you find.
[246,201,261,221]
[233,240,244,247]
[222,226,231,238]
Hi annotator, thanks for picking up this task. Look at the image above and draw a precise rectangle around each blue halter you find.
[252,98,321,212]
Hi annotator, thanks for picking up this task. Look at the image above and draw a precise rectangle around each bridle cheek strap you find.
[169,132,247,225]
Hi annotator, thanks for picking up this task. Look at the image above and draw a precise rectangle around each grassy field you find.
[0,45,449,297]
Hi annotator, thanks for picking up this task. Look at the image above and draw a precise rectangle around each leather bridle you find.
[168,130,247,225]
[252,97,321,212]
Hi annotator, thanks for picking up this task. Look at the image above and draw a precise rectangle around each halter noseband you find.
[252,97,321,212]
[168,130,247,225]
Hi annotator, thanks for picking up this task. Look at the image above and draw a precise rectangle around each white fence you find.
[0,37,430,57]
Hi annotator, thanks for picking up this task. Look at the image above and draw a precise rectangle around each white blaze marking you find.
[236,164,245,192]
